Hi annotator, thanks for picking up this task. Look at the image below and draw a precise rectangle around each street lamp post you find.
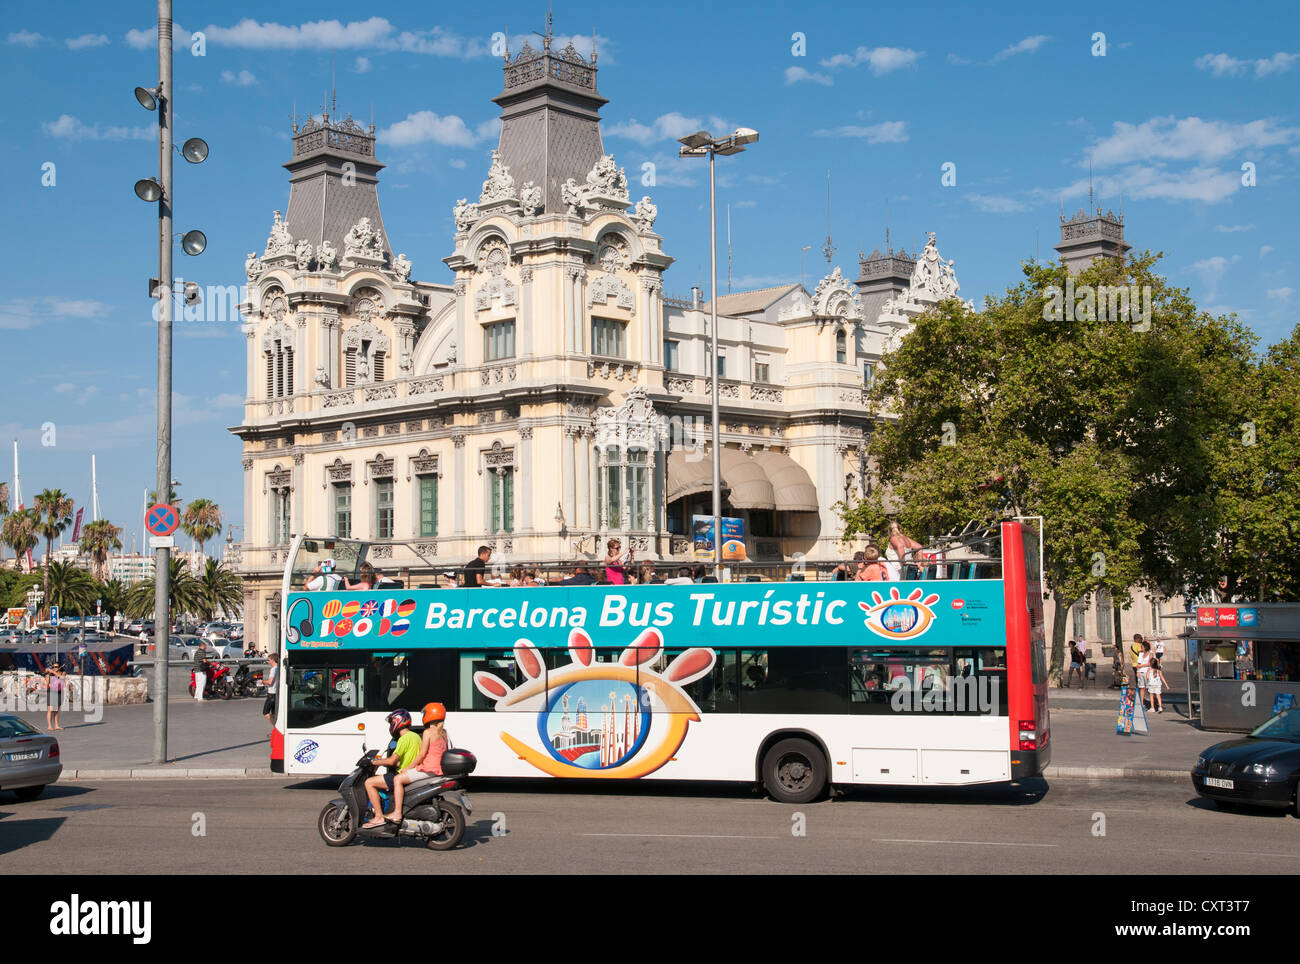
[134,0,207,765]
[679,128,759,579]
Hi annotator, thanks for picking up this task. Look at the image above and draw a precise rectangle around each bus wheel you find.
[317,802,356,846]
[762,738,826,804]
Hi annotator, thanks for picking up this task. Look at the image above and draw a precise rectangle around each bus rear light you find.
[357,723,365,730]
[1018,720,1036,750]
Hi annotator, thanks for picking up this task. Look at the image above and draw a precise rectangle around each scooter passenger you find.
[383,702,449,821]
[362,709,421,829]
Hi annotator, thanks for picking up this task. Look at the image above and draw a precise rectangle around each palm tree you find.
[182,498,222,558]
[2,507,39,572]
[45,560,96,617]
[0,481,8,568]
[97,577,129,632]
[125,557,201,622]
[195,558,243,621]
[33,488,74,614]
[79,519,123,580]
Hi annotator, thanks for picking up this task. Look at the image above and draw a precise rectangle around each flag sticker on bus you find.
[473,628,716,780]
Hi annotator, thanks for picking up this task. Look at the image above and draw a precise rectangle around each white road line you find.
[1160,848,1300,860]
[873,838,1058,848]
[579,833,781,839]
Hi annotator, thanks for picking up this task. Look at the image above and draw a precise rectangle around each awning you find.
[720,448,774,511]
[664,450,716,503]
[751,450,820,512]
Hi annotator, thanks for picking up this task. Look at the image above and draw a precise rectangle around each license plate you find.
[7,751,40,762]
[1204,776,1234,789]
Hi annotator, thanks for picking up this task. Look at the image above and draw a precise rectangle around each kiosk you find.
[1187,603,1300,731]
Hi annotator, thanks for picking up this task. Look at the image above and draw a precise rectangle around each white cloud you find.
[377,111,480,148]
[1087,116,1300,166]
[448,158,466,169]
[42,114,153,141]
[353,55,371,73]
[1213,224,1254,232]
[1267,287,1293,301]
[220,69,258,86]
[7,30,44,47]
[733,200,758,208]
[1260,245,1274,257]
[1188,255,1240,300]
[208,393,246,408]
[605,112,730,146]
[968,194,1029,213]
[0,297,111,330]
[1047,163,1241,204]
[820,46,922,75]
[1196,51,1299,77]
[124,24,193,51]
[203,16,393,49]
[991,35,1051,62]
[813,121,908,143]
[66,33,109,50]
[785,66,832,86]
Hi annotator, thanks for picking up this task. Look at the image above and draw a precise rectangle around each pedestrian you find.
[1148,653,1168,714]
[193,641,210,701]
[1154,637,1165,661]
[1136,639,1152,711]
[1111,643,1125,689]
[262,652,279,726]
[138,628,149,655]
[1065,639,1084,687]
[462,545,491,588]
[44,660,65,731]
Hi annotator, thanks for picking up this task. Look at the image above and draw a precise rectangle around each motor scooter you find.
[317,746,476,850]
[188,661,233,699]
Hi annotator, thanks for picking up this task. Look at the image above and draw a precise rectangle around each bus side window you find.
[660,648,737,713]
[460,650,532,711]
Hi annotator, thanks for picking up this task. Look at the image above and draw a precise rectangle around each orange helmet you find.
[422,702,446,725]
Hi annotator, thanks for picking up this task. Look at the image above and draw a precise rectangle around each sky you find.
[1,1,1297,560]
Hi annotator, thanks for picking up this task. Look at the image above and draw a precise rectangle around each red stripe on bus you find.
[1000,521,1034,752]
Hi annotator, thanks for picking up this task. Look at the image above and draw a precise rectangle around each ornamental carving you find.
[363,425,380,438]
[263,289,289,323]
[587,360,639,381]
[588,272,634,311]
[352,287,384,324]
[326,459,352,483]
[315,240,338,271]
[365,384,397,402]
[268,468,291,488]
[478,150,517,204]
[411,450,439,475]
[368,456,395,479]
[880,233,974,320]
[408,375,445,396]
[370,544,392,559]
[245,252,264,282]
[264,210,293,259]
[342,217,384,264]
[561,154,630,218]
[294,239,313,271]
[405,419,424,432]
[452,431,467,448]
[666,376,696,395]
[520,181,542,217]
[595,386,667,450]
[484,440,516,469]
[475,276,516,311]
[811,265,862,321]
[751,386,784,404]
[633,196,658,231]
[392,253,412,282]
[314,364,329,387]
[415,542,438,557]
[323,390,354,408]
[453,198,481,232]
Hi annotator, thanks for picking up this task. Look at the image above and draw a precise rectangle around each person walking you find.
[262,652,279,727]
[1148,652,1169,714]
[1065,640,1084,687]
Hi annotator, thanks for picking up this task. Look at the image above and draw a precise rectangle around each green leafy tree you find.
[125,557,201,622]
[194,559,243,622]
[2,507,38,572]
[0,568,41,610]
[97,577,129,632]
[182,498,222,557]
[44,560,96,617]
[33,488,74,616]
[79,519,123,581]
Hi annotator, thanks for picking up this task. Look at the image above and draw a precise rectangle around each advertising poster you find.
[692,515,746,562]
[1116,686,1149,736]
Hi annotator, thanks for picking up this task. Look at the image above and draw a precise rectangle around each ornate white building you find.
[229,27,973,645]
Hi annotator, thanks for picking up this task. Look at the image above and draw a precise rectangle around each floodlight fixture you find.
[134,177,163,202]
[180,230,207,256]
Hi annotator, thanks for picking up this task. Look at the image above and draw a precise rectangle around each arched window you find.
[260,289,295,399]
[835,328,847,364]
[599,446,650,532]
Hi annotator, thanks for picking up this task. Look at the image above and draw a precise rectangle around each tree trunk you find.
[1113,604,1124,658]
[1049,593,1074,686]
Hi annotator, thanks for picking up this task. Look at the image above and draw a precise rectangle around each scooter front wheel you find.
[424,802,465,851]
[318,802,356,847]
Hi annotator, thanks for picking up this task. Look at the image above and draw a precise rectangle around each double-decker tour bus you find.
[270,520,1048,802]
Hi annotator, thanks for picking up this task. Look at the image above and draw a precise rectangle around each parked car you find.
[0,714,61,801]
[1192,708,1300,815]
[167,634,207,661]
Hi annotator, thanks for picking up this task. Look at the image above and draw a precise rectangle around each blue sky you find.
[2,1,1297,559]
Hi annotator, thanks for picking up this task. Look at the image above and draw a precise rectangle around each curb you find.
[63,768,281,780]
[1045,765,1189,783]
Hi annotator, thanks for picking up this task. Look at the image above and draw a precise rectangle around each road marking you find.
[580,833,781,840]
[1161,848,1300,860]
[873,838,1058,848]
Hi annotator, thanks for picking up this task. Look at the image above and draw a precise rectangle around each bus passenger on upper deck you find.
[305,559,343,591]
[857,545,890,581]
[346,562,376,591]
[887,521,923,580]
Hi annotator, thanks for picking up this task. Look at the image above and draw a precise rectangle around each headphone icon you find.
[285,597,314,644]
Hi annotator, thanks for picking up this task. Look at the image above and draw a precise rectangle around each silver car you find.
[0,714,61,801]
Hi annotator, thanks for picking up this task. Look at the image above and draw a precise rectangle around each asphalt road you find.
[3,776,1296,874]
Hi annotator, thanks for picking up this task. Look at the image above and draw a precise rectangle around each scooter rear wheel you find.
[317,802,356,847]
[424,802,465,850]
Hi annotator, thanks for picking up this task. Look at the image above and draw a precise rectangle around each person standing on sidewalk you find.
[1065,640,1084,687]
[1148,653,1169,714]
[262,652,279,726]
[193,641,210,701]
[1136,639,1153,711]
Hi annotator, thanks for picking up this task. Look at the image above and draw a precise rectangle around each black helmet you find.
[386,709,412,737]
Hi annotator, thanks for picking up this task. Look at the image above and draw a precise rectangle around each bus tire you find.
[317,802,356,847]
[762,738,827,804]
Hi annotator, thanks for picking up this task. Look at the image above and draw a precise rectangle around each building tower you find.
[1054,206,1131,275]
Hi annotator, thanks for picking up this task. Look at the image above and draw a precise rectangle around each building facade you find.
[230,30,978,647]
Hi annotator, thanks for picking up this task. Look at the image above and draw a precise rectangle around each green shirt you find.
[393,730,421,772]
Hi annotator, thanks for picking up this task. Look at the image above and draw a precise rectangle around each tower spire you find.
[821,169,836,266]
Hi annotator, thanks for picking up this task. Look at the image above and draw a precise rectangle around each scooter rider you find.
[362,709,421,829]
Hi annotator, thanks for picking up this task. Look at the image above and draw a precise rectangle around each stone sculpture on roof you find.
[453,198,481,233]
[245,251,264,282]
[561,154,630,218]
[633,196,658,232]
[295,239,313,271]
[520,181,542,217]
[479,150,517,204]
[315,239,337,271]
[343,217,384,262]
[392,253,412,282]
[264,210,293,259]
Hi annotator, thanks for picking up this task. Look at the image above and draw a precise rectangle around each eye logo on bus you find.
[472,628,716,780]
[859,588,941,640]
